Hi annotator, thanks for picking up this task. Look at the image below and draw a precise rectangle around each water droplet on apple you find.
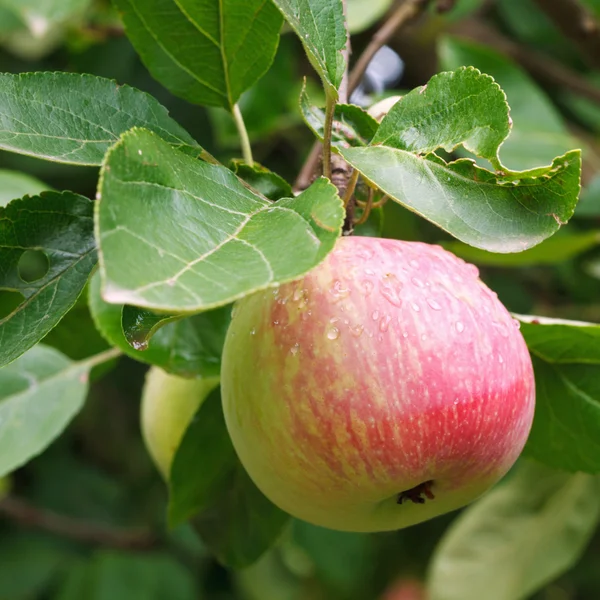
[330,280,350,302]
[380,315,392,332]
[426,298,442,311]
[365,268,375,275]
[411,303,420,312]
[402,332,409,338]
[421,333,427,341]
[250,328,256,335]
[513,318,521,329]
[380,274,403,306]
[362,280,374,295]
[273,320,279,326]
[498,354,504,364]
[455,321,465,333]
[290,343,300,356]
[350,324,364,337]
[372,310,380,321]
[411,276,425,288]
[410,259,419,268]
[327,327,340,340]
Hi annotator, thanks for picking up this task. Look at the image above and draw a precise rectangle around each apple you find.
[221,236,535,532]
[141,366,219,479]
[380,578,426,600]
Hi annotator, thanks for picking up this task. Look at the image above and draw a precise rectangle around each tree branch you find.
[348,0,431,94]
[294,0,433,194]
[0,496,159,551]
[532,0,600,69]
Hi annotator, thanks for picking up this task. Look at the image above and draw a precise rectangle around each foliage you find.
[0,0,599,598]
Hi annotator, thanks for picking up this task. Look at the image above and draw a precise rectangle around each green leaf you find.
[518,316,600,473]
[0,170,49,208]
[428,461,600,600]
[170,387,289,567]
[230,160,293,201]
[340,146,581,252]
[0,72,200,165]
[0,191,96,369]
[114,0,282,110]
[373,67,509,169]
[271,0,347,98]
[439,37,577,171]
[0,345,94,476]
[442,230,600,267]
[168,387,237,527]
[192,465,290,568]
[55,552,199,600]
[300,85,379,147]
[88,273,229,378]
[97,128,344,312]
[0,534,72,599]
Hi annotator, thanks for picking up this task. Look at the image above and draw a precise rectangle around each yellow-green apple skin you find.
[221,236,535,532]
[141,366,219,479]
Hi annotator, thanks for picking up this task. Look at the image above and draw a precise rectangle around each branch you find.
[294,0,432,194]
[348,0,432,94]
[532,0,600,69]
[0,496,159,551]
[451,19,600,105]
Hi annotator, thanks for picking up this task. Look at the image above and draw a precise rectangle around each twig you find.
[343,169,359,208]
[354,187,375,225]
[322,97,335,179]
[451,19,600,105]
[532,0,600,69]
[232,103,254,166]
[348,0,431,94]
[0,496,159,551]
[294,0,431,193]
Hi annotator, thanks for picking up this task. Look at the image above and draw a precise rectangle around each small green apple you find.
[141,366,219,479]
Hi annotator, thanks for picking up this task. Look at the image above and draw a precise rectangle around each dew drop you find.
[330,317,339,324]
[513,318,521,329]
[380,274,403,307]
[421,333,427,341]
[402,332,409,338]
[411,276,425,288]
[327,327,340,340]
[372,310,380,321]
[363,280,374,295]
[273,320,279,326]
[455,321,465,333]
[427,298,442,311]
[498,354,504,364]
[290,343,300,356]
[250,328,256,335]
[379,315,392,332]
[330,280,350,302]
[409,259,419,268]
[411,302,421,312]
[365,268,375,275]
[350,324,364,337]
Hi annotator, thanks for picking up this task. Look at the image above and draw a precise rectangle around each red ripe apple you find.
[380,578,426,600]
[221,237,535,532]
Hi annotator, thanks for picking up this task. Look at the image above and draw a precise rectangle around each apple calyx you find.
[397,481,435,505]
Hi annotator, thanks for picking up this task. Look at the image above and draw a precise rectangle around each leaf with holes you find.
[114,0,283,110]
[0,72,200,165]
[372,67,510,169]
[97,128,344,312]
[271,0,347,99]
[428,461,600,600]
[0,345,98,476]
[88,273,229,378]
[0,191,96,369]
[517,316,600,473]
[339,146,581,252]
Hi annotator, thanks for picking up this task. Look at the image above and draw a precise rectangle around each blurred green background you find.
[2,0,600,598]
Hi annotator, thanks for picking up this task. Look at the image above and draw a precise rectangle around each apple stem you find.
[397,480,435,505]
